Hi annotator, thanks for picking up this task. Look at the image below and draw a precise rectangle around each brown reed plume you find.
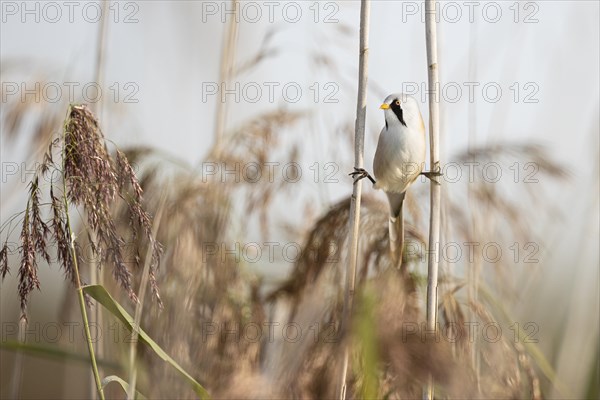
[1,104,163,320]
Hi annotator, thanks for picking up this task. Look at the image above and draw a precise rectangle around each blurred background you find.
[1,1,598,398]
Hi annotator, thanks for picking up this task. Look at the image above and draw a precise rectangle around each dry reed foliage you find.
[258,195,424,399]
[0,104,162,319]
[97,108,304,398]
[442,142,568,302]
[95,129,565,398]
[0,78,63,151]
[267,196,425,320]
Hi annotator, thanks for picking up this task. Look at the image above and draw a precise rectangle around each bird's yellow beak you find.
[380,103,390,110]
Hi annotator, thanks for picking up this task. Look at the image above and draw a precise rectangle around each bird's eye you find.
[395,100,400,106]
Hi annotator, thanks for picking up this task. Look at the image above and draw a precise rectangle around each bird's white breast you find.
[373,123,426,193]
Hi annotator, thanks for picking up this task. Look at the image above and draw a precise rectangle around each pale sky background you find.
[1,1,599,397]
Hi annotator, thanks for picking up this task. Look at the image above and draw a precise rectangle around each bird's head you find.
[380,93,423,131]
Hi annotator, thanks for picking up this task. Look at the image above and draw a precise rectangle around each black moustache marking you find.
[390,99,407,127]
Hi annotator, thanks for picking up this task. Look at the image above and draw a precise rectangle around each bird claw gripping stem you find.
[349,167,376,185]
[420,170,443,185]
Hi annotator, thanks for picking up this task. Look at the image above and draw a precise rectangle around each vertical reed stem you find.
[214,0,240,151]
[339,1,371,398]
[424,0,441,398]
[127,194,166,400]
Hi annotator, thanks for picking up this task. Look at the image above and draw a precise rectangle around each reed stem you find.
[339,1,371,398]
[424,0,442,398]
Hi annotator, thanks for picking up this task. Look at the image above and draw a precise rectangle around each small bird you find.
[351,93,433,264]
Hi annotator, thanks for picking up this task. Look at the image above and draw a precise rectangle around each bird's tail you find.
[386,192,406,266]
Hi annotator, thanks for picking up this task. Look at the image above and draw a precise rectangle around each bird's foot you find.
[420,170,443,185]
[349,167,376,185]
